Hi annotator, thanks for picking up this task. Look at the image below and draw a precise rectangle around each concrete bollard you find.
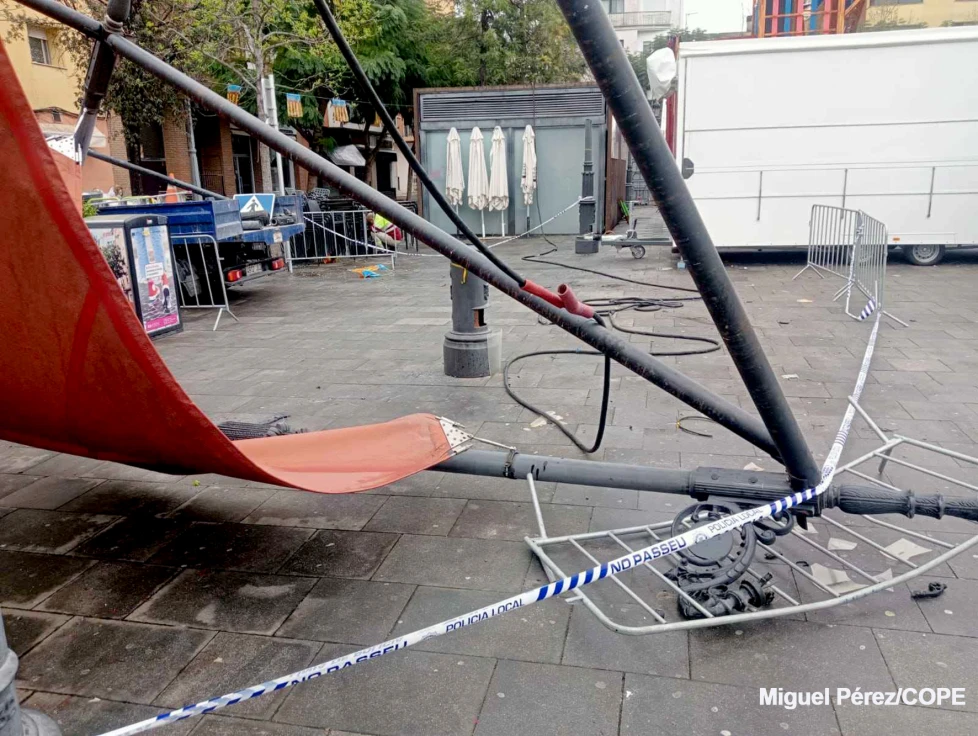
[443,254,501,378]
[0,611,61,735]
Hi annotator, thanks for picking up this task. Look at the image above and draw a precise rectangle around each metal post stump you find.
[443,252,501,378]
[0,611,61,735]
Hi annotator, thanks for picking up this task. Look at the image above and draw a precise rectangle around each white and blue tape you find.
[857,297,877,321]
[97,316,881,736]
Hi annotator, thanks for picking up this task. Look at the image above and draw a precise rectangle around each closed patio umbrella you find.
[467,126,489,237]
[445,127,464,209]
[521,125,537,233]
[488,126,509,236]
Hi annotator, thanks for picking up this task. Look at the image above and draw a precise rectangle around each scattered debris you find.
[797,298,813,303]
[827,538,858,552]
[743,461,765,472]
[781,373,799,380]
[811,563,864,595]
[883,538,931,562]
[529,417,548,428]
[546,410,566,425]
[677,414,715,437]
[350,263,390,278]
[911,581,947,600]
[873,569,894,583]
[218,415,299,440]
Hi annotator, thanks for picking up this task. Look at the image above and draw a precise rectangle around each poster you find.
[92,226,136,308]
[130,225,180,335]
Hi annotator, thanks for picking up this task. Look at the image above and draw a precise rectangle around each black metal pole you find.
[437,451,978,523]
[15,0,780,459]
[552,0,820,490]
[88,150,227,200]
[309,0,525,285]
[438,449,692,493]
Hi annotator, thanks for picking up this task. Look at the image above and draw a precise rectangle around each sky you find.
[682,0,751,34]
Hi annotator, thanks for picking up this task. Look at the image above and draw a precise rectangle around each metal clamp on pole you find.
[73,0,131,161]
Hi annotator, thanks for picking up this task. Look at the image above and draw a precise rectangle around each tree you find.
[153,0,332,190]
[425,0,586,87]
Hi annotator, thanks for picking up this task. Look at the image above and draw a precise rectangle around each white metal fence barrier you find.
[794,204,906,326]
[288,208,421,272]
[172,234,238,331]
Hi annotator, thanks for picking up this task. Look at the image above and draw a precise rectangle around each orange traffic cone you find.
[163,175,180,203]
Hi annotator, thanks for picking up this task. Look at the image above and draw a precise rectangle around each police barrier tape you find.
[96,318,881,736]
[486,197,583,249]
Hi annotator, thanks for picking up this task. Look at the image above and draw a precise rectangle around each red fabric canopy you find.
[0,39,454,493]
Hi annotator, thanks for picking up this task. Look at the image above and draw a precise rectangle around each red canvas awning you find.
[0,39,461,494]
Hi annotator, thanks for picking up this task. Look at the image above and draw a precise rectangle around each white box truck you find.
[674,26,978,265]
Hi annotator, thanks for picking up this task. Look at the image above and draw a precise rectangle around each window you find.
[609,0,624,14]
[28,27,52,66]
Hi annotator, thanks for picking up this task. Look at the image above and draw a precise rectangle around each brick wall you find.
[162,111,193,184]
[220,118,237,196]
[295,130,312,192]
[106,113,131,194]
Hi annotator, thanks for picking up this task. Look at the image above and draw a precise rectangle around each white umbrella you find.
[467,126,489,237]
[520,125,537,232]
[445,127,465,208]
[488,126,509,236]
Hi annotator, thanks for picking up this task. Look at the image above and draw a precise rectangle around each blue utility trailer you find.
[97,198,303,287]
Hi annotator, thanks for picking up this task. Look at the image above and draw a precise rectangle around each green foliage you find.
[4,0,589,156]
[425,0,586,87]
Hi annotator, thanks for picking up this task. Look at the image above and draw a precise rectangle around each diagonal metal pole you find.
[88,150,226,200]
[553,0,820,489]
[310,0,525,285]
[14,0,782,461]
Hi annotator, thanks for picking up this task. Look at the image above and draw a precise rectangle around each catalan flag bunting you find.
[331,98,349,124]
[286,93,302,118]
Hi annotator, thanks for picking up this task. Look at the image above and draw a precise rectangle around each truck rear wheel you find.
[904,244,945,266]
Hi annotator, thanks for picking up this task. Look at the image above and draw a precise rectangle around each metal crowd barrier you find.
[171,234,238,331]
[288,207,422,273]
[794,204,906,326]
[290,209,372,262]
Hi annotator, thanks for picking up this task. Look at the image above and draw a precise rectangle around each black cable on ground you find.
[504,347,611,454]
[522,247,701,293]
[504,247,721,454]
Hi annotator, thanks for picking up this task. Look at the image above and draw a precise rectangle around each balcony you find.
[608,11,672,29]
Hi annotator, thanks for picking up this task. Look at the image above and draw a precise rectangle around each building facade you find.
[1,4,120,193]
[866,0,978,28]
[600,0,682,53]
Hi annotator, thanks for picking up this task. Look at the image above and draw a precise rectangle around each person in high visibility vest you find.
[368,213,403,249]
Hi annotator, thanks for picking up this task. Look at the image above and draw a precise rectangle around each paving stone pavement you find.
[4,214,978,735]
